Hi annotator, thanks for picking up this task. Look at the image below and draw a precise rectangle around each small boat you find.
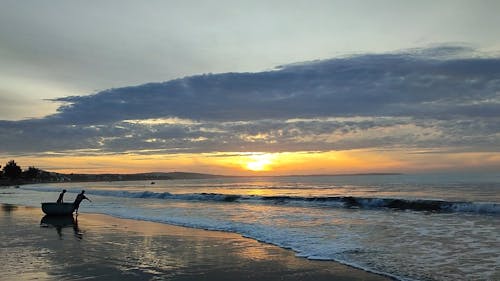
[41,202,74,215]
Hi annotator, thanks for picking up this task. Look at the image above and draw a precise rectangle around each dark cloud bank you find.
[1,46,500,155]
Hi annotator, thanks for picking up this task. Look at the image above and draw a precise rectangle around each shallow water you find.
[2,173,499,281]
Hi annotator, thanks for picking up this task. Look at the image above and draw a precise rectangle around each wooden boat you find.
[41,202,74,215]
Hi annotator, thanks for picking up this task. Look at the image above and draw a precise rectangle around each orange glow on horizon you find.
[2,149,500,176]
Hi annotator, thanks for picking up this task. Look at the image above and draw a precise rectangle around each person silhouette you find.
[73,190,91,214]
[56,189,67,203]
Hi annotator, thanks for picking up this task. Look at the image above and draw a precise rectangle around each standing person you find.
[56,189,67,203]
[73,190,91,214]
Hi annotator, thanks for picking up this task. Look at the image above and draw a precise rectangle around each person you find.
[56,189,67,203]
[73,190,91,214]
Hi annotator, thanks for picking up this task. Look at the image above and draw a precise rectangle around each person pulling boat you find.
[73,190,91,215]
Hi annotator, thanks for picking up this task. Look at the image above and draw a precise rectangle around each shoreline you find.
[1,204,393,281]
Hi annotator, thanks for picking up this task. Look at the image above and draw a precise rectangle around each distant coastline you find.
[0,171,222,186]
[1,170,403,187]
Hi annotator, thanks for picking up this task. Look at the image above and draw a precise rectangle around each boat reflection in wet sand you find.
[40,214,81,239]
[40,215,75,227]
[41,202,74,215]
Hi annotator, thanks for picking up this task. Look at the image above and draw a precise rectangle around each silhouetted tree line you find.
[0,160,215,186]
[0,160,61,184]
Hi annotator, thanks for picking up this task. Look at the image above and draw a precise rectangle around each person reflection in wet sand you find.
[73,190,91,215]
[56,224,63,238]
[57,189,67,203]
[73,216,82,239]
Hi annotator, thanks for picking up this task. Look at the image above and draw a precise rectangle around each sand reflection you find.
[40,215,82,239]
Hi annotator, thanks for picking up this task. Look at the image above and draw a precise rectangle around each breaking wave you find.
[21,186,500,215]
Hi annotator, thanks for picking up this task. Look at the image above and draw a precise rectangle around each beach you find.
[3,175,499,281]
[0,204,391,281]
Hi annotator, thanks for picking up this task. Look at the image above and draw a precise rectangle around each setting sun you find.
[244,154,275,171]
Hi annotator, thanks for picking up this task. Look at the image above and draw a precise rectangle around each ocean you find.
[2,173,499,281]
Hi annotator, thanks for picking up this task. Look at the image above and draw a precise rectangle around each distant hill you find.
[1,170,229,186]
[1,168,403,187]
[147,172,225,179]
[64,171,226,182]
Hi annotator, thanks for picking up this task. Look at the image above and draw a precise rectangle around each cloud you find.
[51,46,500,123]
[1,46,499,155]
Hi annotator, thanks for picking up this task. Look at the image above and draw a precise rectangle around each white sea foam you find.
[448,202,500,214]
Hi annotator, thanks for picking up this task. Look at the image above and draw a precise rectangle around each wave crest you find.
[21,186,499,214]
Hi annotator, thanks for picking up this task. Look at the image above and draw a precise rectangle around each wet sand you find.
[0,204,391,281]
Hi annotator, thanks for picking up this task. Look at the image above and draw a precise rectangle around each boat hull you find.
[41,202,74,215]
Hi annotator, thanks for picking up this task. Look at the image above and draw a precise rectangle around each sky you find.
[1,0,500,175]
